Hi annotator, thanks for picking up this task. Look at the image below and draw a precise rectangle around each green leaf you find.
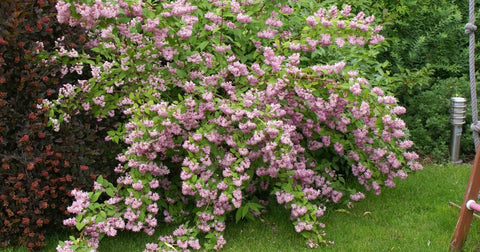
[241,204,249,216]
[143,9,155,19]
[106,206,117,216]
[75,220,86,231]
[97,174,104,184]
[105,187,115,197]
[197,40,209,51]
[247,202,264,213]
[99,210,107,220]
[235,207,243,223]
[75,214,86,231]
[90,190,102,203]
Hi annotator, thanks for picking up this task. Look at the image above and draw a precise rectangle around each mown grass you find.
[5,163,480,251]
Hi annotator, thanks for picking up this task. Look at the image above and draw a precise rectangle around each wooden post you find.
[450,146,480,250]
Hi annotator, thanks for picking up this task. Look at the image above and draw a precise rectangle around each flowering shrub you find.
[48,0,422,250]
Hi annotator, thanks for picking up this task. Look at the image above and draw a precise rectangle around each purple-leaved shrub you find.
[44,0,422,250]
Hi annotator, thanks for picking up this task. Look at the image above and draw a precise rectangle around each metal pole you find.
[451,97,467,164]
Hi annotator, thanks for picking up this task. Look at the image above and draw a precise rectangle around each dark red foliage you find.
[0,0,123,249]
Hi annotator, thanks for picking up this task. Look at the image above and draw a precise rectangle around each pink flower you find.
[265,12,283,27]
[55,1,72,24]
[373,25,383,33]
[150,193,160,202]
[204,23,217,31]
[91,66,101,78]
[303,188,320,200]
[257,28,278,39]
[287,53,300,66]
[392,129,405,138]
[385,179,395,188]
[177,26,193,39]
[202,91,213,101]
[263,47,285,72]
[347,35,357,45]
[404,152,419,161]
[214,235,226,250]
[142,18,159,33]
[350,83,361,95]
[326,5,337,16]
[331,191,343,203]
[371,87,385,96]
[370,34,385,45]
[280,5,294,14]
[247,75,259,85]
[237,13,252,23]
[182,15,198,25]
[348,151,360,161]
[356,36,366,46]
[183,81,196,93]
[319,33,332,46]
[349,192,365,201]
[228,61,249,77]
[275,191,294,204]
[322,136,331,146]
[409,161,423,170]
[289,42,301,51]
[252,63,265,76]
[161,46,177,61]
[212,44,231,53]
[333,142,344,156]
[294,222,305,232]
[187,53,202,64]
[371,147,387,161]
[383,96,397,105]
[399,140,414,149]
[145,243,160,251]
[63,217,76,226]
[335,37,345,47]
[315,8,326,18]
[189,239,201,250]
[316,206,326,217]
[372,181,381,195]
[306,16,317,27]
[321,18,332,27]
[391,106,406,115]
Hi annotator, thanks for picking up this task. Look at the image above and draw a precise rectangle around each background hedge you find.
[351,0,479,162]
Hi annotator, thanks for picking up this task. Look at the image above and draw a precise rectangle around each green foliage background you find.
[341,0,480,162]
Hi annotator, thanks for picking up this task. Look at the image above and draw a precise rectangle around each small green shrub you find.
[398,77,476,162]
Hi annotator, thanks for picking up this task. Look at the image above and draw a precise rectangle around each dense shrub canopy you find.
[48,0,422,251]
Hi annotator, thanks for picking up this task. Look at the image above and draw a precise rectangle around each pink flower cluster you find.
[66,189,90,215]
[56,0,119,29]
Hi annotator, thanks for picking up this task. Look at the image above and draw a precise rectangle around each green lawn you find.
[5,163,480,251]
